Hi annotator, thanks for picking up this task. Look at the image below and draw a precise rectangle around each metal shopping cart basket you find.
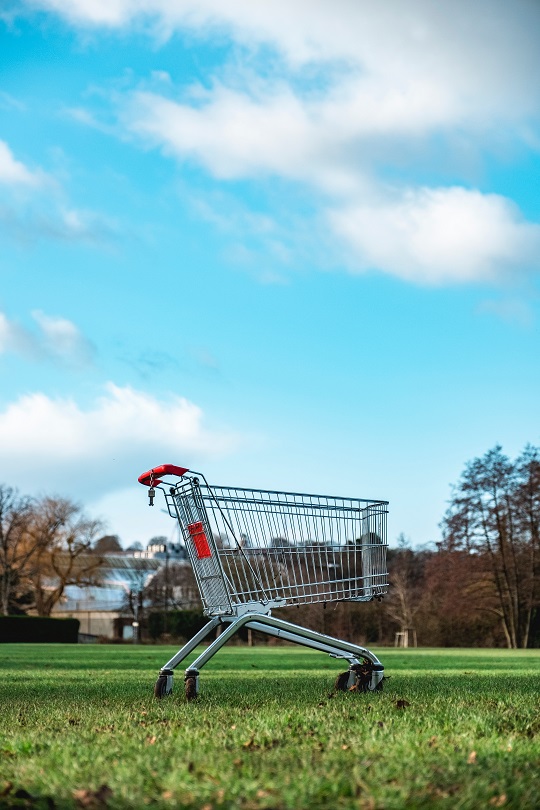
[138,464,389,700]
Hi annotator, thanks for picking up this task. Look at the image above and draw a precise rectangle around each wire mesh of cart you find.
[139,464,389,700]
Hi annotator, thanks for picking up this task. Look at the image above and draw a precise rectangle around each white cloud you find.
[125,87,317,182]
[0,139,117,245]
[31,310,95,364]
[0,309,95,365]
[0,189,117,247]
[0,383,236,498]
[22,1,540,123]
[120,56,530,191]
[0,312,25,354]
[0,311,39,357]
[0,91,27,112]
[0,140,43,186]
[27,0,134,26]
[55,206,116,243]
[328,187,540,285]
[22,1,540,285]
[124,86,540,282]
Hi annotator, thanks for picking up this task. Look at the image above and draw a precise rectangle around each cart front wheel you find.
[154,670,173,699]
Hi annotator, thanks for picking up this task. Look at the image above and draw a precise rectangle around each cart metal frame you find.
[138,464,389,698]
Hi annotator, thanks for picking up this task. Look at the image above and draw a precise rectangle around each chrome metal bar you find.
[161,617,221,670]
[187,615,249,671]
[186,611,381,673]
[245,614,382,665]
[245,620,360,663]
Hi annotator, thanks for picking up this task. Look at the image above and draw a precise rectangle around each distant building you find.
[133,541,187,561]
[51,542,189,640]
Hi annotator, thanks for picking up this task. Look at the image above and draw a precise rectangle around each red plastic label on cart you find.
[187,521,212,559]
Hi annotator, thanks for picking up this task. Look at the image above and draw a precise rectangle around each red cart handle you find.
[138,464,189,487]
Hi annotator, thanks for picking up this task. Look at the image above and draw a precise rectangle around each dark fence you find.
[0,616,80,643]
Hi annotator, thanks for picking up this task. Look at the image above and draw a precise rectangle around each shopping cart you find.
[138,464,389,699]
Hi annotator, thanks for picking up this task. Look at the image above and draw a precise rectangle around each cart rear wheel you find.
[185,676,197,701]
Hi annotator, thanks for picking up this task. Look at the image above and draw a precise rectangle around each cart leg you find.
[154,617,221,698]
[181,615,246,698]
[245,615,385,691]
[179,612,385,698]
[245,620,361,664]
[248,613,383,664]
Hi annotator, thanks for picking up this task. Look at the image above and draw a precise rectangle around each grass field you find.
[0,644,539,809]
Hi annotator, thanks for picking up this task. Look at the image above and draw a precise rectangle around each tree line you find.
[2,444,539,646]
[308,444,540,649]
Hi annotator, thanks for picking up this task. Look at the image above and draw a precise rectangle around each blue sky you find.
[1,1,539,547]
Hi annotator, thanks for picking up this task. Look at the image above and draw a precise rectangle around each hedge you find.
[148,610,207,641]
[0,616,80,643]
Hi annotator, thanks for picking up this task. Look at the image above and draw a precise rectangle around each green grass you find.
[0,645,539,809]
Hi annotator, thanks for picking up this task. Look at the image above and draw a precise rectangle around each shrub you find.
[148,610,207,641]
[0,615,80,643]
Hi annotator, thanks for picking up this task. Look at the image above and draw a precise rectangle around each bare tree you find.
[384,537,422,641]
[26,497,105,617]
[145,563,201,611]
[513,445,540,646]
[442,445,540,648]
[0,486,35,615]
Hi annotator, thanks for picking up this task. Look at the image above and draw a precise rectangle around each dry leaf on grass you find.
[489,794,507,807]
[396,699,411,709]
[467,751,477,764]
[427,784,460,799]
[0,782,13,797]
[73,784,113,808]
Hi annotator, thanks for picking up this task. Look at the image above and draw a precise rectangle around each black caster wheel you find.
[184,669,199,701]
[333,661,385,693]
[185,677,197,701]
[154,670,173,699]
